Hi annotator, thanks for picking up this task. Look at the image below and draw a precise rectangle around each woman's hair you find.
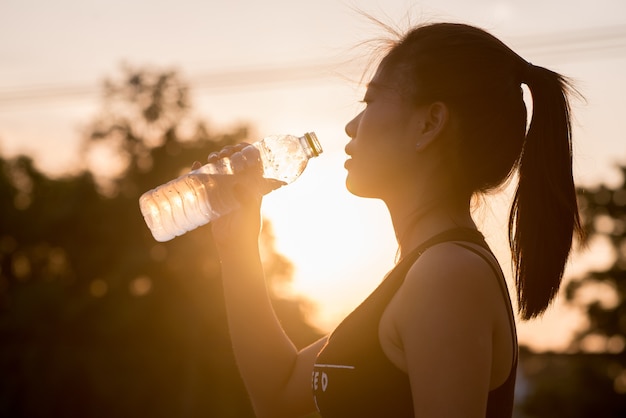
[379,23,583,320]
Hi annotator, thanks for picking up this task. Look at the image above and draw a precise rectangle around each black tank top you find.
[312,228,518,417]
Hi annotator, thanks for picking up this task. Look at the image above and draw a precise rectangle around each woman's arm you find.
[207,146,325,417]
[218,234,326,417]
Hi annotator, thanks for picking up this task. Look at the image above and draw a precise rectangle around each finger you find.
[207,152,219,163]
[241,145,263,173]
[208,142,252,164]
[217,146,235,159]
[258,178,286,195]
[191,161,202,170]
[218,143,247,158]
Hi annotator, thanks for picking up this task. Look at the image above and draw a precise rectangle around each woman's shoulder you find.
[396,241,502,313]
[409,241,495,282]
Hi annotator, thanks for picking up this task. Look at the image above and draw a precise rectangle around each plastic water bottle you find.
[139,132,322,242]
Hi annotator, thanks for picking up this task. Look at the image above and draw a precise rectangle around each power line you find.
[0,84,97,105]
[1,25,626,108]
[0,61,347,109]
[509,24,626,59]
[190,62,346,89]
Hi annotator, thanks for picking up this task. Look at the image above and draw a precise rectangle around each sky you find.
[1,0,626,352]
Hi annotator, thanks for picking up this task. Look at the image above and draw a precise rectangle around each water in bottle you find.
[139,132,322,242]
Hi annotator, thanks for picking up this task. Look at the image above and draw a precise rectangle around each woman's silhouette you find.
[206,21,583,418]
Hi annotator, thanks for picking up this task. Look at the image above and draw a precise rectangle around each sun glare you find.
[262,150,397,331]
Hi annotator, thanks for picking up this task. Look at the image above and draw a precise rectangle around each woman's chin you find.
[345,179,376,199]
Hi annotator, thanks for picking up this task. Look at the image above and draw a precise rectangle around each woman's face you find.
[344,69,425,200]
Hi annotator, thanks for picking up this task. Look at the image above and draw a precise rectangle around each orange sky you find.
[1,0,626,351]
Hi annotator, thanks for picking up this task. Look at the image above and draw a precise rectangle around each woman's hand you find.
[192,143,283,255]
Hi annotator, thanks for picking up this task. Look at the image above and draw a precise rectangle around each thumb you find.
[258,178,287,195]
[231,178,285,205]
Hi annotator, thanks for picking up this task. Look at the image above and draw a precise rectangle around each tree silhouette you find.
[568,167,626,355]
[0,66,322,417]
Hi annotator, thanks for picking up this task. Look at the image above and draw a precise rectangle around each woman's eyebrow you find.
[366,81,396,93]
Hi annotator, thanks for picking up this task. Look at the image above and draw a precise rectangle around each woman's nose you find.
[345,111,361,139]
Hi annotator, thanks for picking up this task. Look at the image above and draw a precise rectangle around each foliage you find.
[517,348,626,418]
[568,167,626,351]
[0,66,323,417]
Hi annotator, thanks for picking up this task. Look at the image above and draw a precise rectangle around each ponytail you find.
[509,63,583,320]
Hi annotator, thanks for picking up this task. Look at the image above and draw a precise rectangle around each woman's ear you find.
[414,102,449,151]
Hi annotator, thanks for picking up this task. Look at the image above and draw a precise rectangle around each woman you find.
[207,22,582,417]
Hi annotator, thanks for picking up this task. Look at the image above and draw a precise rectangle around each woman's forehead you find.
[367,68,397,92]
[366,69,411,101]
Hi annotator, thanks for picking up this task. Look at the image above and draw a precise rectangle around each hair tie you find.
[521,61,534,84]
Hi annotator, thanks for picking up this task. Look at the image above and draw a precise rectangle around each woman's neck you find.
[391,197,476,260]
